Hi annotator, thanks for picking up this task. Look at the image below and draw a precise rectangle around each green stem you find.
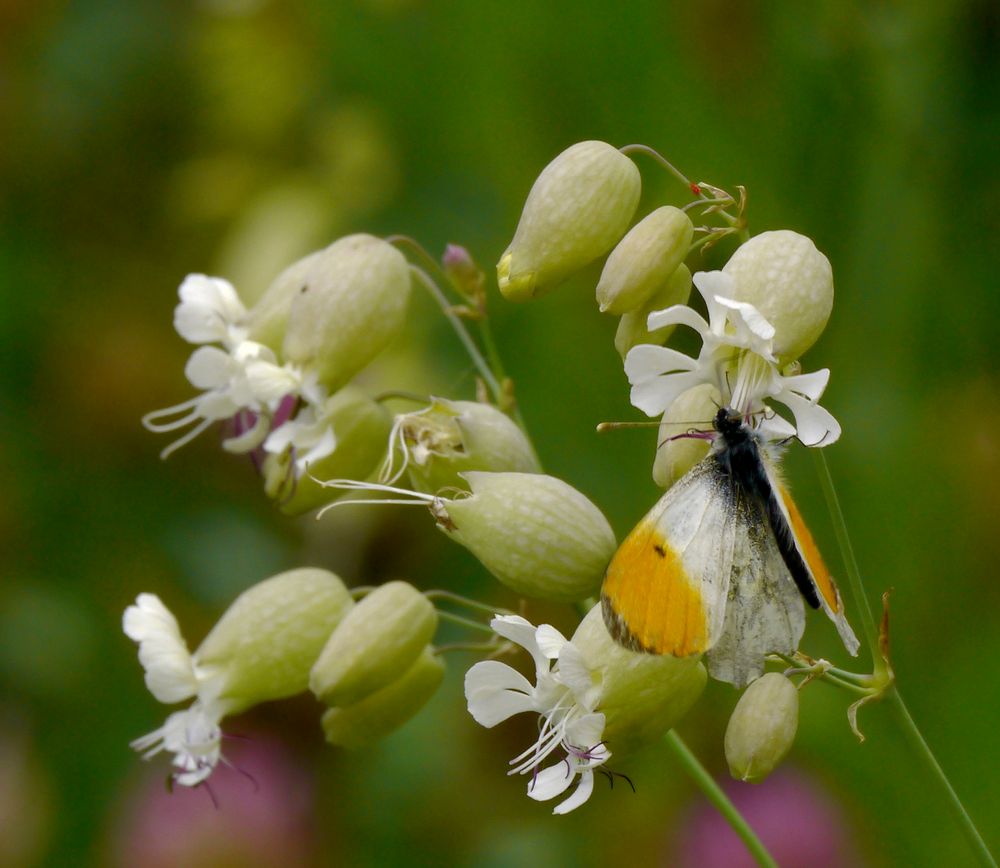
[812,449,881,665]
[435,608,496,635]
[889,690,997,867]
[814,451,995,865]
[619,143,695,191]
[424,589,513,617]
[410,265,503,401]
[435,640,502,655]
[475,298,544,470]
[665,731,778,868]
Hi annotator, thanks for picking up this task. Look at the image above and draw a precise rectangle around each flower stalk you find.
[665,730,778,868]
[813,450,996,867]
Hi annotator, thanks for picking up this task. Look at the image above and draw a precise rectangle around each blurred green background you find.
[2,0,998,865]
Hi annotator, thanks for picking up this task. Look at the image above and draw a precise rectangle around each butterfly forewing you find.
[602,460,734,657]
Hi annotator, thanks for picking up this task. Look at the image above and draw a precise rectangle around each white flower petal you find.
[222,414,270,454]
[184,346,234,390]
[245,360,299,405]
[194,389,241,422]
[778,390,841,447]
[715,299,776,360]
[527,761,576,802]
[132,704,223,788]
[490,615,549,675]
[174,275,246,346]
[565,712,606,752]
[297,426,337,469]
[646,304,709,334]
[624,345,698,383]
[692,270,737,330]
[781,368,830,402]
[534,624,569,660]
[123,595,198,704]
[692,269,735,303]
[552,769,596,814]
[465,661,536,727]
[556,644,599,708]
[755,412,797,442]
[629,369,705,417]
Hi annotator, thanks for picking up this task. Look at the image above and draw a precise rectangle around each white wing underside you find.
[707,495,805,688]
[657,458,806,688]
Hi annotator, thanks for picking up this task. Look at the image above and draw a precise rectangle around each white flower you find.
[124,572,352,789]
[464,615,610,814]
[123,594,230,788]
[624,270,840,446]
[262,394,337,475]
[173,274,247,349]
[129,703,224,788]
[142,340,300,458]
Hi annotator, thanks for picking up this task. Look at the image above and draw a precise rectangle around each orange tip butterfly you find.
[601,407,859,687]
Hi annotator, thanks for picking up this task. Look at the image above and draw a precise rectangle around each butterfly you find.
[601,407,859,687]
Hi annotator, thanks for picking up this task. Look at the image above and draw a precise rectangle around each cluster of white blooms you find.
[143,235,412,514]
[127,141,857,819]
[466,609,705,814]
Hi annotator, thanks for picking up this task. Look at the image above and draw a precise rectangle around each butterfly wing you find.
[601,458,735,658]
[770,470,861,656]
[705,483,806,687]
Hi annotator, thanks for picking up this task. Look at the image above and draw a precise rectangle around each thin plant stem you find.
[813,450,996,866]
[435,608,495,635]
[435,640,503,655]
[409,265,502,401]
[665,731,778,868]
[476,308,544,469]
[619,144,739,228]
[619,144,694,190]
[424,589,514,617]
[889,690,996,867]
[386,235,540,464]
[812,450,881,664]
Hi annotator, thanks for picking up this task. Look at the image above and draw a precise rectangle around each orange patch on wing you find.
[602,519,708,656]
[779,485,840,612]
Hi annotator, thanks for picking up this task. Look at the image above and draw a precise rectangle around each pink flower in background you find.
[112,734,317,868]
[672,769,861,868]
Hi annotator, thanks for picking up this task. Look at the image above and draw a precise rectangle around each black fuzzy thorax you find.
[712,409,821,609]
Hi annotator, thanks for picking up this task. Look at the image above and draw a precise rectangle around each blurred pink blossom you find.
[672,769,862,867]
[112,733,318,868]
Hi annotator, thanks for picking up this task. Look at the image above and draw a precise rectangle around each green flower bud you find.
[441,472,616,602]
[614,264,693,359]
[394,398,540,494]
[321,646,445,749]
[651,382,721,488]
[442,244,486,304]
[263,386,393,516]
[310,581,437,707]
[497,141,641,301]
[194,568,353,713]
[571,604,706,759]
[724,672,799,783]
[723,230,833,362]
[244,248,326,353]
[597,206,693,315]
[282,234,411,390]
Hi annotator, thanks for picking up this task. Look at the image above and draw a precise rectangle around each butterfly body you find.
[602,408,858,687]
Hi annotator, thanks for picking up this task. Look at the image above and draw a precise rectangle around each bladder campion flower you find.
[124,569,353,787]
[465,608,706,814]
[625,269,840,447]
